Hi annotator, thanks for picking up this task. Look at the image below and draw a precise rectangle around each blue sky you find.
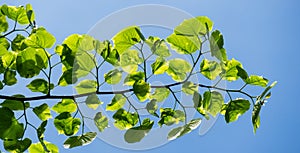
[1,0,300,153]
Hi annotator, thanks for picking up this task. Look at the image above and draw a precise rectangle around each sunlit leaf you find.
[54,112,81,136]
[26,78,54,94]
[3,69,17,86]
[167,33,200,54]
[94,112,108,132]
[124,71,145,86]
[75,80,97,94]
[63,132,97,149]
[25,27,56,48]
[182,81,198,95]
[151,57,169,75]
[113,109,138,130]
[124,118,154,143]
[146,99,159,117]
[158,108,185,127]
[1,5,29,25]
[150,87,170,102]
[200,59,222,80]
[120,50,142,74]
[33,103,52,121]
[16,47,49,78]
[210,30,227,61]
[221,58,242,81]
[63,34,94,52]
[245,75,268,87]
[11,34,27,51]
[85,94,103,110]
[206,91,224,117]
[104,69,122,84]
[166,58,191,82]
[0,14,8,33]
[133,80,150,102]
[106,94,126,111]
[112,26,145,54]
[168,118,201,140]
[146,36,170,57]
[174,16,213,36]
[52,99,77,114]
[225,99,250,123]
[193,92,209,119]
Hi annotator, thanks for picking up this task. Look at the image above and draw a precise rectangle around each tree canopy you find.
[0,4,276,153]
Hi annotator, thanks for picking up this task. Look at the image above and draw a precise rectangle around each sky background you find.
[1,0,300,153]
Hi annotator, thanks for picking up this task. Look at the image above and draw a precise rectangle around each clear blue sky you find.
[1,0,300,153]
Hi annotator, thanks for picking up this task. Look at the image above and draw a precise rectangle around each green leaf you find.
[146,99,159,117]
[150,87,170,102]
[28,142,59,153]
[26,78,54,94]
[58,69,78,86]
[0,14,8,33]
[1,5,29,25]
[166,58,192,82]
[104,69,122,84]
[52,99,77,114]
[245,75,269,87]
[174,16,213,36]
[74,51,96,78]
[252,81,277,133]
[210,30,227,61]
[63,34,95,52]
[236,66,248,80]
[37,121,47,140]
[120,50,142,74]
[200,59,222,80]
[158,108,185,127]
[168,118,201,140]
[100,42,120,66]
[54,112,81,136]
[33,103,52,121]
[94,112,108,132]
[221,58,242,81]
[85,94,103,110]
[133,80,151,102]
[124,118,154,143]
[16,47,49,78]
[0,38,9,56]
[3,70,17,86]
[75,80,97,94]
[145,36,170,57]
[0,81,3,90]
[112,109,138,130]
[193,92,209,120]
[0,94,30,111]
[112,26,145,54]
[4,138,31,153]
[25,4,35,24]
[25,27,56,48]
[252,103,261,134]
[182,81,198,95]
[63,132,97,149]
[0,107,24,140]
[207,91,224,117]
[11,34,27,51]
[225,99,250,123]
[151,57,169,75]
[167,33,200,54]
[2,51,17,69]
[124,71,145,86]
[106,94,126,111]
